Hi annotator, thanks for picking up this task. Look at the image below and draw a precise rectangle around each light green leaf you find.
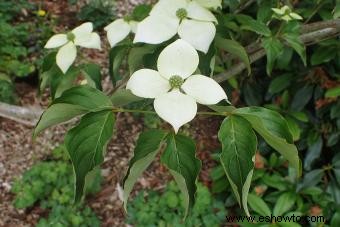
[325,87,340,98]
[218,115,257,215]
[236,15,272,36]
[123,130,167,210]
[262,37,284,75]
[161,134,201,216]
[248,193,271,216]
[65,110,115,202]
[215,37,251,75]
[34,86,112,137]
[235,107,301,176]
[273,192,296,216]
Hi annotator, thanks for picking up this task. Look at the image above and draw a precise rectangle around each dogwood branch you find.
[214,19,340,83]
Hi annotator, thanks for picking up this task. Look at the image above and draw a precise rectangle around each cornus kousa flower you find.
[126,39,228,132]
[44,22,101,73]
[134,0,219,53]
[104,18,138,48]
[272,6,303,21]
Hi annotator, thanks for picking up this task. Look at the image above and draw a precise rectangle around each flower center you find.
[169,75,184,89]
[176,8,188,20]
[123,15,132,22]
[67,32,75,42]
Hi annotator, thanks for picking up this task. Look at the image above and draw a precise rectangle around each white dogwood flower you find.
[44,22,101,74]
[134,0,218,53]
[272,6,303,21]
[126,39,228,132]
[104,18,138,48]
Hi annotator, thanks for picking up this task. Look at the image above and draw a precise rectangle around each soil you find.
[0,1,222,226]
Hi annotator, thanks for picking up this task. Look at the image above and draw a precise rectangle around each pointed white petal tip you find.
[154,90,197,133]
[56,42,77,74]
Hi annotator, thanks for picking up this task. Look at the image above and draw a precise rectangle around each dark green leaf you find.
[34,86,112,137]
[109,42,131,84]
[283,33,307,66]
[123,130,167,209]
[65,110,115,202]
[311,46,337,65]
[290,85,314,111]
[81,63,102,90]
[296,169,323,192]
[128,45,157,74]
[304,135,323,170]
[215,37,251,75]
[236,15,272,36]
[235,107,301,175]
[262,37,284,75]
[161,134,201,216]
[268,73,293,94]
[131,4,152,21]
[218,115,257,215]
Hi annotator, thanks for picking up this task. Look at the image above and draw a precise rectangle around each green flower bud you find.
[169,75,184,89]
[67,32,75,42]
[176,8,188,20]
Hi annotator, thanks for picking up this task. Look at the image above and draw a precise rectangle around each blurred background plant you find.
[11,145,102,227]
[0,0,53,103]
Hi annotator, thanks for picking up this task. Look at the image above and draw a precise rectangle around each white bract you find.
[134,0,219,53]
[126,39,228,133]
[272,6,303,21]
[104,19,138,48]
[44,22,101,74]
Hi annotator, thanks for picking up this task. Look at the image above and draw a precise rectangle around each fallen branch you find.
[214,19,340,83]
[0,102,42,127]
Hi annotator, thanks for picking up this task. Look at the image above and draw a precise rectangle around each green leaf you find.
[283,33,307,66]
[161,134,201,216]
[111,89,143,107]
[131,4,152,21]
[109,42,131,84]
[123,130,167,210]
[236,15,272,36]
[34,86,112,137]
[215,37,251,75]
[81,63,102,90]
[325,87,340,98]
[65,110,115,202]
[128,45,158,74]
[286,116,301,141]
[290,85,314,111]
[311,46,336,65]
[218,115,257,216]
[247,193,271,216]
[235,107,301,176]
[262,37,284,75]
[268,73,293,94]
[273,192,296,216]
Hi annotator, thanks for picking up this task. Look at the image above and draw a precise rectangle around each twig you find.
[214,19,340,83]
